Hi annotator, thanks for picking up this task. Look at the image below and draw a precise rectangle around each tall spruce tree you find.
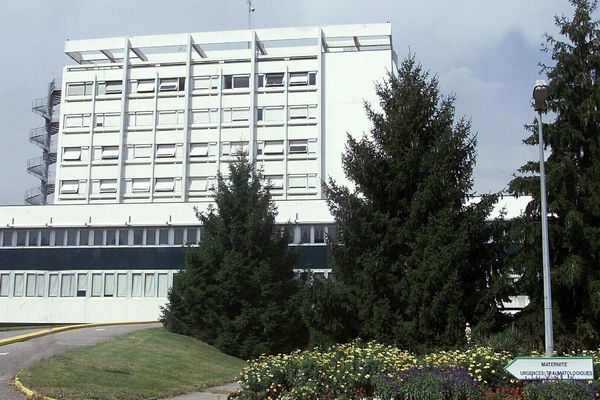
[508,0,600,348]
[161,153,307,358]
[315,57,509,349]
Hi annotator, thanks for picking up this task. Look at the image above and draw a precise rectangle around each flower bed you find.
[233,341,600,399]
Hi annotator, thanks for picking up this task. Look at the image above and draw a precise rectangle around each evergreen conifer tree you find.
[161,153,307,358]
[311,57,509,349]
[508,0,600,348]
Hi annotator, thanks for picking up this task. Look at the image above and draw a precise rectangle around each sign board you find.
[504,357,594,380]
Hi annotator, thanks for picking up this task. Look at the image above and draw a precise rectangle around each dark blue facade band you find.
[0,246,329,271]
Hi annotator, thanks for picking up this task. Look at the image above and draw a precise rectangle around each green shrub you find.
[523,380,596,400]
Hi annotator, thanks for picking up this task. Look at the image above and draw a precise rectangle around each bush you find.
[523,380,597,400]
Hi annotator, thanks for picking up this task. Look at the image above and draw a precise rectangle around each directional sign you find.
[505,357,594,380]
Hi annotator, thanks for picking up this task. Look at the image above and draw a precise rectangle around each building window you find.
[129,144,152,159]
[156,144,177,158]
[95,113,121,128]
[128,112,154,127]
[133,229,143,245]
[48,274,58,297]
[314,225,326,243]
[288,174,318,190]
[54,229,65,246]
[99,179,117,194]
[77,273,87,297]
[2,230,12,247]
[66,82,93,97]
[135,79,156,93]
[288,139,317,154]
[289,72,317,86]
[99,146,119,160]
[131,273,142,297]
[14,274,24,296]
[144,274,155,297]
[300,226,311,244]
[91,274,102,297]
[159,77,185,92]
[154,178,175,193]
[146,229,156,245]
[223,75,250,89]
[0,274,9,297]
[40,230,50,246]
[28,230,39,246]
[118,229,129,245]
[258,73,285,87]
[189,143,216,158]
[132,178,151,193]
[104,274,115,297]
[117,274,127,297]
[186,228,198,245]
[97,80,123,95]
[106,229,116,245]
[157,110,185,126]
[263,175,284,190]
[190,109,218,124]
[66,229,78,246]
[257,140,284,156]
[16,230,26,246]
[289,105,317,120]
[64,114,91,129]
[93,230,104,245]
[192,76,219,91]
[189,177,215,192]
[159,229,169,245]
[60,180,80,195]
[63,147,82,161]
[157,274,168,297]
[222,142,249,156]
[61,274,74,297]
[222,108,249,123]
[257,107,284,122]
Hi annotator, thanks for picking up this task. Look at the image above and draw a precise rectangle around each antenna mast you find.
[246,0,255,30]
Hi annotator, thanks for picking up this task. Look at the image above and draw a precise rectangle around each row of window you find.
[58,173,319,196]
[63,105,318,130]
[0,224,335,248]
[61,139,317,163]
[65,72,318,97]
[0,271,171,298]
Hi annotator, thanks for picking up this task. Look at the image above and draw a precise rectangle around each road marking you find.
[95,328,106,331]
[0,352,9,356]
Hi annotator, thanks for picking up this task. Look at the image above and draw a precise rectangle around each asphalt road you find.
[0,323,161,400]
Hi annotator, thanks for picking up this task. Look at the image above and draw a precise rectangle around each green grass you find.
[18,327,247,400]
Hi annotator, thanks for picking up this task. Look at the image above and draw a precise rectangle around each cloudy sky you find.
[0,0,592,205]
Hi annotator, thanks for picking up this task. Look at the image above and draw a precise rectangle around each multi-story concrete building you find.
[0,24,401,323]
[0,23,530,324]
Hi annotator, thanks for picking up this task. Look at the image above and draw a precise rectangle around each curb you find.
[9,321,158,400]
[13,375,55,400]
[0,320,158,347]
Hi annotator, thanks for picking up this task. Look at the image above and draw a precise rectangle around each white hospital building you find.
[0,24,528,324]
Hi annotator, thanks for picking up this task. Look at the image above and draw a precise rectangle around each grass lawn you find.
[18,327,247,400]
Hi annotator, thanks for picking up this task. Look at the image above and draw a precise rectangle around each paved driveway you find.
[0,323,161,400]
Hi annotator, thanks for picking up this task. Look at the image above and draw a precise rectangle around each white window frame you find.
[136,79,156,93]
[189,143,210,157]
[159,78,180,92]
[101,146,119,160]
[154,178,175,192]
[60,180,80,194]
[132,179,151,193]
[156,144,177,158]
[63,147,82,161]
[99,179,117,193]
[66,82,93,97]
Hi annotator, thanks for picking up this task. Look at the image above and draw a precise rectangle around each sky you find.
[0,0,592,205]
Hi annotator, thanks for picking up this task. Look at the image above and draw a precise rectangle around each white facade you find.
[54,24,397,204]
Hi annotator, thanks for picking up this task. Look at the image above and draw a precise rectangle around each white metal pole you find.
[537,110,554,357]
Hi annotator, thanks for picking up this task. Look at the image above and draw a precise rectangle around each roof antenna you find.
[246,0,255,30]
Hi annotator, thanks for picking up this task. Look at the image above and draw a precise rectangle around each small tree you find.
[509,0,600,348]
[304,57,510,349]
[161,153,307,358]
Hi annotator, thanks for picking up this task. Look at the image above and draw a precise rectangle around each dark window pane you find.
[66,229,77,246]
[118,229,129,245]
[28,230,39,246]
[133,229,143,245]
[159,229,169,245]
[287,226,295,243]
[224,75,233,89]
[54,229,65,246]
[300,226,311,244]
[146,229,156,245]
[16,230,27,246]
[309,72,316,86]
[174,229,184,244]
[40,230,50,246]
[186,228,197,245]
[106,230,116,245]
[233,76,249,88]
[94,229,104,245]
[2,230,13,246]
[314,225,325,243]
[80,229,92,246]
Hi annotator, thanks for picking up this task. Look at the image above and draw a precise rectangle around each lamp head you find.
[533,79,548,112]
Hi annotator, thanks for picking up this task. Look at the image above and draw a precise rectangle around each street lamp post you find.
[533,79,554,358]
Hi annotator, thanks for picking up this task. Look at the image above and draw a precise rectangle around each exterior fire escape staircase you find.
[25,80,61,205]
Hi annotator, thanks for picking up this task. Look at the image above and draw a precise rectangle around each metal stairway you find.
[25,80,61,205]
